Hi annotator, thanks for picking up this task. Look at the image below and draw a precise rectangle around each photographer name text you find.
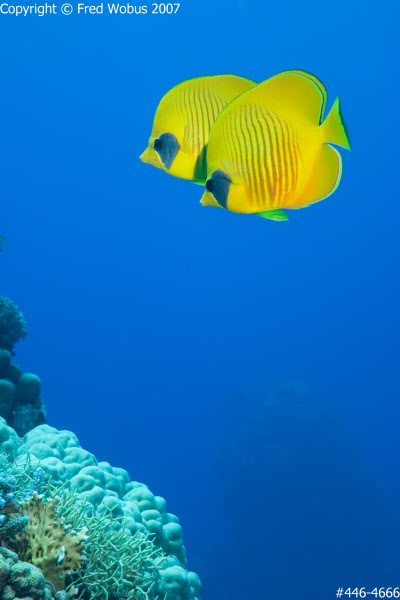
[0,2,180,15]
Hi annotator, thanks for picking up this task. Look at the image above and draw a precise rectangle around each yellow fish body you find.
[200,70,351,220]
[140,75,257,183]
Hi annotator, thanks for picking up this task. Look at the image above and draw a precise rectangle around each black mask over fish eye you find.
[153,133,180,170]
[205,170,231,209]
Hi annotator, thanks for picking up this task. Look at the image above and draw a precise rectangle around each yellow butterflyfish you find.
[200,70,351,221]
[140,75,257,183]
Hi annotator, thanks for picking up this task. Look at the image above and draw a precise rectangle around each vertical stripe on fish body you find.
[140,75,257,183]
[202,70,351,217]
[219,103,303,211]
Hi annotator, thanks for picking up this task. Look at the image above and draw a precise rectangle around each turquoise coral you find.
[0,419,201,600]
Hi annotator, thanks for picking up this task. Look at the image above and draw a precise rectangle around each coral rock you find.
[0,547,53,600]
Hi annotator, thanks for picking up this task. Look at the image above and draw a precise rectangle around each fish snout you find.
[200,189,221,208]
[139,147,153,164]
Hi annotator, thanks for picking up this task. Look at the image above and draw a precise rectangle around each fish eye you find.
[152,133,180,170]
[205,170,231,209]
[206,179,216,192]
[153,138,165,151]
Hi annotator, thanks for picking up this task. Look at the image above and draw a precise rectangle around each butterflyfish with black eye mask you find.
[140,75,257,183]
[200,70,351,221]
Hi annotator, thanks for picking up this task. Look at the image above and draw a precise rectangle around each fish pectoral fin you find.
[257,209,288,221]
[221,159,244,182]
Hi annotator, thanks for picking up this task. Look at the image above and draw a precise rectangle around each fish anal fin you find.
[289,143,342,208]
[257,209,289,221]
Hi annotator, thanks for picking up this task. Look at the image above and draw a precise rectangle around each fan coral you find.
[0,297,27,353]
[8,491,88,592]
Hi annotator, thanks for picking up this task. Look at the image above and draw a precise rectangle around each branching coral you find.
[0,297,27,353]
[69,518,162,600]
[43,488,163,600]
[52,488,163,600]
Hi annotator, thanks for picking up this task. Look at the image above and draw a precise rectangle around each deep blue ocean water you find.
[1,1,399,598]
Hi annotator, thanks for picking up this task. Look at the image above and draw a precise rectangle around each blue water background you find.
[1,1,399,598]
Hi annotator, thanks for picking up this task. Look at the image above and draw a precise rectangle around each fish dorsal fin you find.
[229,70,327,127]
[257,209,289,221]
[279,70,327,124]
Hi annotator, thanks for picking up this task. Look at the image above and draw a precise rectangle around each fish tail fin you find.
[320,97,351,150]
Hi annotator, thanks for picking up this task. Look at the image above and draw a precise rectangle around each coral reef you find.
[0,351,46,437]
[0,295,200,599]
[13,425,192,569]
[0,298,27,354]
[0,295,47,436]
[0,419,201,600]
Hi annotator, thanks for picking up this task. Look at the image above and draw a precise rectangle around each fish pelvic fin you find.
[320,97,351,150]
[257,209,288,221]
